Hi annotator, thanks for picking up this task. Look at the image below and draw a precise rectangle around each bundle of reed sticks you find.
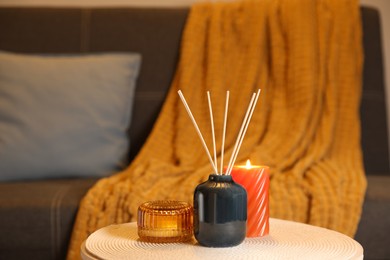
[178,89,261,175]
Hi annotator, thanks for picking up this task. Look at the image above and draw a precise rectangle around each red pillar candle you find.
[231,160,270,237]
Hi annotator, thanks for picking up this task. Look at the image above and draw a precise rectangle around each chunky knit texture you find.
[68,0,366,258]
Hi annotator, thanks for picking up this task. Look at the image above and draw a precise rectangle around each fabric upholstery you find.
[355,175,390,259]
[360,7,389,174]
[87,8,188,159]
[0,51,141,181]
[0,8,188,162]
[0,178,97,259]
[1,7,385,174]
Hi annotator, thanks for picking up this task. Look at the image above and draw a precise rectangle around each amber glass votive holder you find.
[137,200,193,243]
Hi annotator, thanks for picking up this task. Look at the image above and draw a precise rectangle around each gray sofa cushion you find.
[0,51,141,181]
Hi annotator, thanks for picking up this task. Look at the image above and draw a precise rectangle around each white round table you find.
[81,218,363,260]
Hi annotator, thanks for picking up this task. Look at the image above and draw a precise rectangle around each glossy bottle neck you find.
[208,174,232,182]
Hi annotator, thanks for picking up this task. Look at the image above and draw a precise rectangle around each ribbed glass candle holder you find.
[137,200,193,243]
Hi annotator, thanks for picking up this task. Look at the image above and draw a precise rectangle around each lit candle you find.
[231,160,270,237]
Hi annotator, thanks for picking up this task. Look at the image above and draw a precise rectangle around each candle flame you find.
[245,159,252,169]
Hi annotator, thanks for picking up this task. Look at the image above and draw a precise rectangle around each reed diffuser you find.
[178,89,261,247]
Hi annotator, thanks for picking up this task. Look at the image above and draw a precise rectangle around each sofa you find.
[0,6,389,260]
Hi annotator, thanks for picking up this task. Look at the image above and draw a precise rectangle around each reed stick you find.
[226,93,256,174]
[226,89,261,175]
[207,91,218,174]
[220,91,229,174]
[178,90,218,173]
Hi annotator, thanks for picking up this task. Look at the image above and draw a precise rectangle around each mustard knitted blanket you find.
[68,0,366,258]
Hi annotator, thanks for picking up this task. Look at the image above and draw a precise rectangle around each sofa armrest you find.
[355,175,390,259]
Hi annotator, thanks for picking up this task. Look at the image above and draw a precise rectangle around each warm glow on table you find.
[231,160,270,237]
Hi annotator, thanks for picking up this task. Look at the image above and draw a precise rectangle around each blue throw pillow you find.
[0,51,141,181]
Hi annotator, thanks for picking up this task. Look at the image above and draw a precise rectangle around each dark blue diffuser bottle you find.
[194,174,247,247]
